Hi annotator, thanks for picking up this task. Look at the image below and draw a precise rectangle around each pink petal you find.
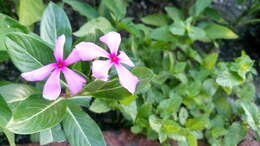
[43,69,61,100]
[62,67,86,96]
[64,49,81,66]
[118,51,135,67]
[54,35,65,61]
[99,32,121,55]
[92,60,113,81]
[115,64,139,94]
[75,42,109,61]
[21,64,55,81]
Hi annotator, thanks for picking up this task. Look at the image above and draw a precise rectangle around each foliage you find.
[0,0,259,146]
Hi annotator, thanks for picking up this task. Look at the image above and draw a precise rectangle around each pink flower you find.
[21,35,86,100]
[75,32,139,94]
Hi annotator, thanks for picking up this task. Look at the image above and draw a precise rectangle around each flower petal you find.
[115,64,139,94]
[64,49,81,65]
[21,64,55,81]
[99,32,121,55]
[63,67,86,96]
[76,42,109,61]
[92,60,112,81]
[54,35,65,61]
[43,69,61,100]
[118,51,135,67]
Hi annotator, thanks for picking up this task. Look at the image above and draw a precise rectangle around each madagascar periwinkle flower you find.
[21,35,86,100]
[75,32,139,93]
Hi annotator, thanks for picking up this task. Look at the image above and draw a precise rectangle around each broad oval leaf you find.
[63,0,99,19]
[63,105,106,146]
[41,2,72,55]
[203,23,238,39]
[141,13,169,27]
[6,95,67,134]
[19,0,45,26]
[0,95,12,127]
[40,124,66,145]
[5,32,54,72]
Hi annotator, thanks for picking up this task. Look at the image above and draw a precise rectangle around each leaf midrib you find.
[67,108,91,146]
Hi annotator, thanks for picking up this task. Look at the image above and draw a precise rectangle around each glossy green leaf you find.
[170,21,186,36]
[84,79,134,100]
[157,94,182,118]
[0,13,29,51]
[132,66,154,94]
[203,53,218,70]
[67,96,91,108]
[0,95,12,127]
[149,115,162,133]
[188,26,207,41]
[179,107,189,125]
[74,17,113,37]
[185,116,209,130]
[235,83,255,100]
[5,32,54,72]
[90,99,111,113]
[40,2,72,54]
[19,0,45,26]
[192,0,213,16]
[162,120,181,134]
[141,13,169,27]
[63,105,106,146]
[101,0,127,20]
[149,26,174,41]
[165,6,183,21]
[224,122,247,146]
[0,83,34,104]
[63,0,99,19]
[203,23,238,39]
[120,101,137,121]
[40,124,66,145]
[6,95,67,134]
[202,79,218,97]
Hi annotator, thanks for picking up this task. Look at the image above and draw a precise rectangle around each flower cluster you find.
[21,32,139,100]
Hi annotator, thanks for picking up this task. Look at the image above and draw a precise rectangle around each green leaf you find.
[101,0,127,20]
[84,79,134,100]
[203,53,218,70]
[235,83,255,100]
[179,107,189,125]
[188,26,207,41]
[224,122,247,146]
[40,124,66,145]
[6,95,67,134]
[0,95,12,127]
[40,2,72,54]
[185,116,209,130]
[149,26,174,41]
[0,51,9,62]
[5,32,54,72]
[63,0,99,19]
[191,0,213,16]
[157,94,182,118]
[90,99,111,113]
[149,115,162,133]
[0,13,29,51]
[141,13,169,27]
[132,66,154,94]
[19,0,45,26]
[63,105,106,146]
[120,101,137,121]
[238,100,260,137]
[162,120,181,134]
[203,23,238,39]
[165,6,183,21]
[74,17,113,37]
[202,79,218,97]
[0,83,34,104]
[67,96,91,108]
[2,128,16,146]
[170,21,186,36]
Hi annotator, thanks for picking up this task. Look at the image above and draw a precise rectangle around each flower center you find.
[109,54,120,64]
[56,61,66,69]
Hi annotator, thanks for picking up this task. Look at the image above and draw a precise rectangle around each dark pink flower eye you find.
[109,53,120,64]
